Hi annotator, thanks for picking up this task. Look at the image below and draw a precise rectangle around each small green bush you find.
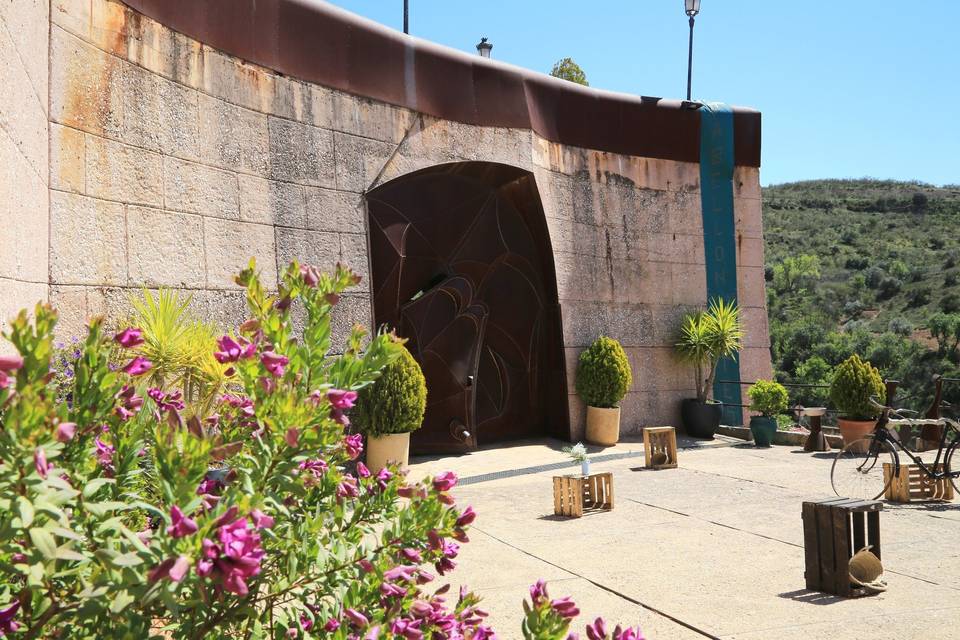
[747,379,789,417]
[829,354,885,420]
[575,336,632,408]
[354,344,427,436]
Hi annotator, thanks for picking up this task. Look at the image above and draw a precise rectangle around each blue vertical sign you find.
[699,103,743,425]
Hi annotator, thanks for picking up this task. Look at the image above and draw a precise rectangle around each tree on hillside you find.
[772,254,821,295]
[550,57,589,86]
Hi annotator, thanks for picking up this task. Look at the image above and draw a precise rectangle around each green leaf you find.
[111,590,135,614]
[16,496,34,528]
[29,528,57,560]
[82,477,116,499]
[55,545,87,562]
[84,501,129,517]
[111,552,143,568]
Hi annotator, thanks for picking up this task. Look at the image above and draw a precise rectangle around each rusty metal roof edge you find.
[121,0,761,167]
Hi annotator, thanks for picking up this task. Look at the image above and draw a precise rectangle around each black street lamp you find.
[476,37,493,58]
[685,0,701,101]
[403,0,409,34]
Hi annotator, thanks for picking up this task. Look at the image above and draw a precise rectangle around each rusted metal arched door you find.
[366,162,569,453]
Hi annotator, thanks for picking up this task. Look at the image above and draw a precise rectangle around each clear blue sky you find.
[328,0,959,187]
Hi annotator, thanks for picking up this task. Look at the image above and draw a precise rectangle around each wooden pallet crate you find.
[552,472,614,518]
[643,426,678,469]
[801,497,882,598]
[883,463,955,503]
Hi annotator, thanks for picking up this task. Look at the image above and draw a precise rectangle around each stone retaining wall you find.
[4,0,772,439]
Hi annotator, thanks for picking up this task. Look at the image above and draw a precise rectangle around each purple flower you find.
[114,327,144,348]
[375,467,393,492]
[327,389,358,426]
[324,619,341,632]
[400,548,422,563]
[148,555,191,583]
[300,614,314,631]
[250,509,274,529]
[122,356,153,377]
[149,388,185,413]
[94,438,115,473]
[336,476,359,501]
[357,461,371,478]
[550,597,580,619]
[197,516,266,596]
[433,471,458,492]
[167,506,198,538]
[343,434,363,460]
[0,371,10,390]
[34,448,50,479]
[612,626,645,640]
[0,601,20,635]
[285,427,300,447]
[115,385,144,421]
[456,506,477,527]
[328,389,358,410]
[344,608,369,628]
[56,422,76,443]
[530,580,548,605]
[300,264,320,287]
[0,355,24,372]
[585,618,608,640]
[261,351,288,377]
[214,335,256,364]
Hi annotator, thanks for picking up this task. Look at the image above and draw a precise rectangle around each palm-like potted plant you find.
[675,298,743,439]
[354,344,427,471]
[828,354,885,453]
[747,379,788,447]
[575,336,633,446]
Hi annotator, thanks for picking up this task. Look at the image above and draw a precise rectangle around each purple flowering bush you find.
[0,259,644,639]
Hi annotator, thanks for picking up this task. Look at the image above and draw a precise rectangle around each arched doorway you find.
[366,162,569,453]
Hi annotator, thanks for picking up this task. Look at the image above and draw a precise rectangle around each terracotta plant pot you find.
[585,406,620,446]
[365,433,411,472]
[681,399,722,439]
[837,418,876,453]
[749,416,777,447]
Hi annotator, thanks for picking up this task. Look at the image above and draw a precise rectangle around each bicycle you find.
[830,399,960,500]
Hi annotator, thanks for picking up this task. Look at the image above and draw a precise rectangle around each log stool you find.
[643,427,678,469]
[800,407,830,452]
[801,498,882,597]
[883,463,955,503]
[553,473,614,518]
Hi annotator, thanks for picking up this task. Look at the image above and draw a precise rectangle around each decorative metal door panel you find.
[366,162,569,453]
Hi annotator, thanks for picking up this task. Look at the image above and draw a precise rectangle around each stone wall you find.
[20,0,770,438]
[0,0,49,350]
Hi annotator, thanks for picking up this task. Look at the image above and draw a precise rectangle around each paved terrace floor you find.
[409,437,960,640]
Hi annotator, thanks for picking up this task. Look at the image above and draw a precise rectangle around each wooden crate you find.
[883,463,955,503]
[801,498,882,598]
[643,426,678,469]
[553,473,614,518]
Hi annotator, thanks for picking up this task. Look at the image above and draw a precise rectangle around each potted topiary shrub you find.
[829,354,885,453]
[747,379,789,447]
[575,336,633,446]
[675,298,743,439]
[354,344,427,471]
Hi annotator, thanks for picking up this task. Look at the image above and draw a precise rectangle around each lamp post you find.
[476,37,492,58]
[685,0,701,101]
[403,0,409,34]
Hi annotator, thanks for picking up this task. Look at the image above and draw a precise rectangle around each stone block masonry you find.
[3,0,769,440]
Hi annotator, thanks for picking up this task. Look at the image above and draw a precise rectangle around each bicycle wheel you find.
[944,439,960,496]
[831,436,898,500]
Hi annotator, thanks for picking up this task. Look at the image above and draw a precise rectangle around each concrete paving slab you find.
[421,440,960,639]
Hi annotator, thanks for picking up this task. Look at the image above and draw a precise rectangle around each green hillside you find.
[762,178,960,410]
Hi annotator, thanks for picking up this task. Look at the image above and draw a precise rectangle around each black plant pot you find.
[681,399,722,439]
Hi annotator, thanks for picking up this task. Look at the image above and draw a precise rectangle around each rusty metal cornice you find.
[122,0,761,167]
